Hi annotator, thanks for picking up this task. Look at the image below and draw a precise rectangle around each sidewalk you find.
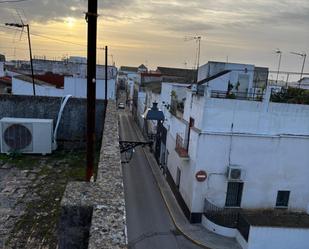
[141,147,242,249]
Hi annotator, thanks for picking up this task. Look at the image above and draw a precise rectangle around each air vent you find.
[227,166,243,181]
[4,124,33,151]
[0,118,53,155]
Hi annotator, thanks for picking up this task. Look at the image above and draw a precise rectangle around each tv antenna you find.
[184,35,202,70]
[274,49,282,84]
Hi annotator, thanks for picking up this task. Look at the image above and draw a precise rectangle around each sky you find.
[0,0,308,76]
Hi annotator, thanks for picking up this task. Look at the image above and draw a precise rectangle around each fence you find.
[204,198,239,228]
[210,90,264,101]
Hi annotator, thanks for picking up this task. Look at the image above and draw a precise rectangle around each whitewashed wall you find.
[198,62,255,91]
[191,133,309,212]
[201,98,309,135]
[171,92,309,213]
[12,77,64,97]
[64,77,116,100]
[247,226,309,249]
[164,115,193,209]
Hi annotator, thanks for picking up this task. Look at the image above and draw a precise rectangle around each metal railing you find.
[204,198,240,228]
[270,87,309,105]
[210,90,264,101]
[204,198,250,241]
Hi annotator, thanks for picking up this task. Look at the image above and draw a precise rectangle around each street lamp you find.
[5,22,36,96]
[142,102,165,158]
[290,51,307,82]
[275,49,282,84]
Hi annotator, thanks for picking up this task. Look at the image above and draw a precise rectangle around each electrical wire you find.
[0,25,87,47]
[0,0,30,3]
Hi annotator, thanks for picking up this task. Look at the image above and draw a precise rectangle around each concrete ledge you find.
[202,215,237,238]
[59,100,127,249]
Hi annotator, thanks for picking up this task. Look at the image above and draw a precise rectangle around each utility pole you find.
[85,0,98,181]
[5,22,36,96]
[290,51,307,82]
[275,49,282,84]
[105,45,108,101]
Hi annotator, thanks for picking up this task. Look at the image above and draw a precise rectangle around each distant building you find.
[8,58,117,79]
[197,61,268,95]
[12,74,116,100]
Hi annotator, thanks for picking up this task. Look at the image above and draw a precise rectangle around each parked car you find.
[118,102,125,109]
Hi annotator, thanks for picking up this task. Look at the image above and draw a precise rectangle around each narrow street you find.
[119,112,200,249]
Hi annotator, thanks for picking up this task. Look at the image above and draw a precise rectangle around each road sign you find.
[195,170,207,182]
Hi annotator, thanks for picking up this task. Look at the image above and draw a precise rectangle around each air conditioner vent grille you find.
[230,168,241,180]
[3,124,32,150]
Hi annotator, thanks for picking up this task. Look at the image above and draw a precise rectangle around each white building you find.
[12,75,63,97]
[12,75,116,100]
[64,77,115,100]
[11,58,117,79]
[156,62,309,249]
[198,61,268,96]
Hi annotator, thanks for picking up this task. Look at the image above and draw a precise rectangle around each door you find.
[225,182,243,207]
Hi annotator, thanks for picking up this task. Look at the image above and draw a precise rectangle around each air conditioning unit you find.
[0,118,53,155]
[226,166,243,181]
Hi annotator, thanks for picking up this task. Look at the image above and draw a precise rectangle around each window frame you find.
[275,190,290,208]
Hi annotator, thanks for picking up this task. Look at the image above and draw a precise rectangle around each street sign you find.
[195,170,207,182]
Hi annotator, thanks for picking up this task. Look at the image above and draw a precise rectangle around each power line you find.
[0,25,87,47]
[0,0,30,3]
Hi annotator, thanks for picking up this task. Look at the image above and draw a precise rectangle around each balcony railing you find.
[211,90,264,101]
[175,133,189,158]
[204,198,250,241]
[204,198,240,228]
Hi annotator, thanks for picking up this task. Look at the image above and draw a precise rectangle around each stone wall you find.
[58,100,127,249]
[0,94,105,147]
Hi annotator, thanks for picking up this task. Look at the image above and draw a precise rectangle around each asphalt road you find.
[119,112,200,249]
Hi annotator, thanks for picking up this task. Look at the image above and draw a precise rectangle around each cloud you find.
[0,0,136,23]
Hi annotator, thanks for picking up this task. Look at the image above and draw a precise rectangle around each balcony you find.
[175,133,189,158]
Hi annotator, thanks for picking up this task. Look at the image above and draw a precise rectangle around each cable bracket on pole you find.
[84,12,99,22]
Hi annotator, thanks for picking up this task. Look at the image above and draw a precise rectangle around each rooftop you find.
[157,67,197,82]
[14,74,64,88]
[119,66,138,73]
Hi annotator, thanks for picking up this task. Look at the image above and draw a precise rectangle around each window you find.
[225,182,244,207]
[276,191,290,208]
